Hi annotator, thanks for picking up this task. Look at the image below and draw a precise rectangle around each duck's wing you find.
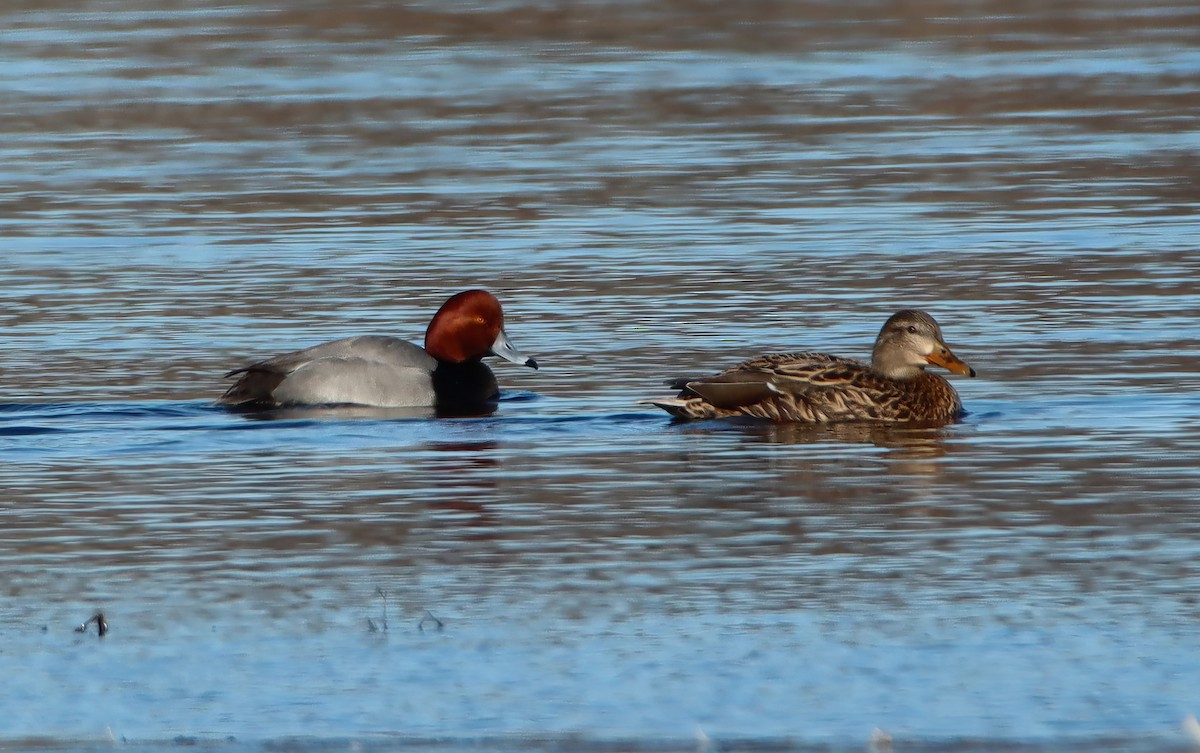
[216,368,287,406]
[269,358,438,407]
[738,355,902,422]
[650,353,845,420]
[706,353,882,421]
[217,336,436,407]
[225,336,433,377]
[653,352,901,422]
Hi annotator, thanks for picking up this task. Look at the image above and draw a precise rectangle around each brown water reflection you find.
[752,422,959,478]
[2,2,1197,239]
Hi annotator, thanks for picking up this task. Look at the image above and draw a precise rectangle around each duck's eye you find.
[906,325,918,333]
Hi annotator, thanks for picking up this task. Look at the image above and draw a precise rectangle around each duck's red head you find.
[424,289,538,369]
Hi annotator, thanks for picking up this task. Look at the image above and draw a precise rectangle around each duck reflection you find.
[679,416,963,476]
[223,403,498,421]
[757,420,954,453]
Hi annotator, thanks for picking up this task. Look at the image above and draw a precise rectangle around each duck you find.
[217,289,538,410]
[648,310,975,423]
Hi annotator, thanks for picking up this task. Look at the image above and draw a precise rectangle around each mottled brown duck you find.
[648,310,976,423]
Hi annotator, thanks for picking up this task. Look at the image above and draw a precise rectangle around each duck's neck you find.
[432,360,499,405]
[869,361,925,381]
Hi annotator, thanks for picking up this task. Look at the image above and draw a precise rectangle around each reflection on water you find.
[714,417,959,448]
[749,420,959,474]
[226,404,494,421]
[1,0,1199,750]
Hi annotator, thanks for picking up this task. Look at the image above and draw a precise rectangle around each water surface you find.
[1,1,1199,751]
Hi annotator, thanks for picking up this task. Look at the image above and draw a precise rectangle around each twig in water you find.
[368,588,389,633]
[418,610,443,632]
[75,612,108,637]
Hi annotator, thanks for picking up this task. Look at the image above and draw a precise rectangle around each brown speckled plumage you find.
[648,310,975,424]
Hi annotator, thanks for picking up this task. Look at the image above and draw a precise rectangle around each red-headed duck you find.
[648,310,975,423]
[217,289,538,410]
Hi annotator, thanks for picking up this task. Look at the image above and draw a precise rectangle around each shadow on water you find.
[225,404,443,422]
[218,390,544,421]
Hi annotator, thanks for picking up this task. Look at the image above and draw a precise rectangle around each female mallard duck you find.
[649,310,976,423]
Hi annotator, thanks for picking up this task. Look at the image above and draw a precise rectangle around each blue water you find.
[1,1,1199,751]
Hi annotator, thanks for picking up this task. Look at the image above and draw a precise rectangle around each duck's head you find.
[870,309,975,380]
[424,289,539,369]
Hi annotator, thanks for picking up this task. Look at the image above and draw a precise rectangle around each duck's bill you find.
[926,349,976,377]
[490,329,539,370]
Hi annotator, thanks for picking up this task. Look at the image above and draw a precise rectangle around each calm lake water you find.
[2,1,1199,751]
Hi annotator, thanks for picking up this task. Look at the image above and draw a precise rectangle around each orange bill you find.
[925,348,977,377]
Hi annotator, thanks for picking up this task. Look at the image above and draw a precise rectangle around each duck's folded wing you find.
[271,358,437,407]
[687,353,867,405]
[762,359,901,421]
[688,355,882,421]
[227,336,435,378]
[650,353,875,421]
[219,337,439,407]
[216,368,288,405]
[760,353,866,381]
[685,379,780,409]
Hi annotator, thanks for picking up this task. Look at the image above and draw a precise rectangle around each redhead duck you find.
[217,289,538,410]
[648,310,975,423]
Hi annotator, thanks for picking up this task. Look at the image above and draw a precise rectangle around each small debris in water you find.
[869,727,893,752]
[367,588,389,633]
[75,612,107,637]
[418,610,444,632]
[1183,714,1200,745]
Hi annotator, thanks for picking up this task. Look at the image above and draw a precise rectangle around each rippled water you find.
[2,1,1199,751]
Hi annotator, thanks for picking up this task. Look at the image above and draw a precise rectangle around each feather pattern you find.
[649,310,973,424]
